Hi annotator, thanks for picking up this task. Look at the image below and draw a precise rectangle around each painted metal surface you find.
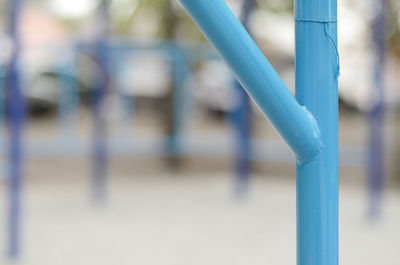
[0,66,6,146]
[295,0,338,263]
[167,45,190,159]
[178,0,338,264]
[368,0,387,218]
[232,0,254,197]
[178,0,321,163]
[7,0,25,258]
[58,57,80,141]
[92,0,110,203]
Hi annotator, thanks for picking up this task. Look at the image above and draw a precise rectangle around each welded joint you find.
[295,106,322,166]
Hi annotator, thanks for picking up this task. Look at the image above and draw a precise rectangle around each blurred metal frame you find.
[231,0,255,198]
[368,0,388,218]
[91,0,110,203]
[7,0,25,258]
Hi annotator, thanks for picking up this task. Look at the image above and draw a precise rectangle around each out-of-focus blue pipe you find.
[368,0,387,218]
[0,66,6,144]
[178,0,321,163]
[7,0,25,258]
[167,45,190,158]
[295,0,338,264]
[178,0,338,264]
[58,58,79,141]
[232,0,254,197]
[92,0,109,203]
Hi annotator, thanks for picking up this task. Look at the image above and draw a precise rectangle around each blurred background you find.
[0,0,399,264]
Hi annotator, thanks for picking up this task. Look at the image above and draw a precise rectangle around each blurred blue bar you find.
[232,0,255,197]
[368,0,387,218]
[178,0,321,163]
[58,59,79,140]
[0,66,6,143]
[167,45,190,158]
[8,0,25,258]
[92,0,109,203]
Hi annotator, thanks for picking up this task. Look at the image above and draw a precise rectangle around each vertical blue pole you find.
[295,0,338,264]
[58,58,79,142]
[168,45,189,159]
[177,0,337,262]
[0,66,6,147]
[368,0,387,218]
[7,0,25,258]
[232,0,254,198]
[92,0,109,203]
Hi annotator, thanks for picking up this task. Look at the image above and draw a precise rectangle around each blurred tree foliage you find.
[256,0,293,14]
[0,2,6,20]
[112,0,204,40]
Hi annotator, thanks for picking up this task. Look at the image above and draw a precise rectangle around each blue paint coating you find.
[368,104,384,217]
[92,0,109,203]
[232,0,254,197]
[0,66,6,144]
[178,0,322,163]
[7,0,25,258]
[167,45,190,157]
[232,80,252,196]
[295,0,338,263]
[58,58,79,140]
[368,0,387,218]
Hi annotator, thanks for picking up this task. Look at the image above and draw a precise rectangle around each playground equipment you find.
[7,0,385,261]
[232,0,254,197]
[178,0,339,265]
[91,0,110,203]
[368,0,387,218]
[7,0,25,257]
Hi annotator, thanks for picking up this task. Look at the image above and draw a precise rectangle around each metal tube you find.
[368,0,387,218]
[178,0,321,163]
[7,0,25,258]
[232,0,254,197]
[295,0,338,264]
[92,0,109,203]
[178,0,339,263]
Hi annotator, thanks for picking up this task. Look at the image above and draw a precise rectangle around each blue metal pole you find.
[232,80,252,196]
[7,0,25,258]
[178,0,321,163]
[232,0,254,198]
[168,44,190,158]
[58,58,79,141]
[92,0,109,203]
[178,0,338,264]
[295,0,339,264]
[368,0,387,218]
[0,66,6,146]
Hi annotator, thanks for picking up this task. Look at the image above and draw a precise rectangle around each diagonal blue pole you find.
[7,0,25,258]
[178,0,321,162]
[91,0,110,203]
[232,0,254,198]
[178,0,338,264]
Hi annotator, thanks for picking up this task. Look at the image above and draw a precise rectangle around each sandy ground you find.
[0,108,398,264]
[0,164,399,265]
